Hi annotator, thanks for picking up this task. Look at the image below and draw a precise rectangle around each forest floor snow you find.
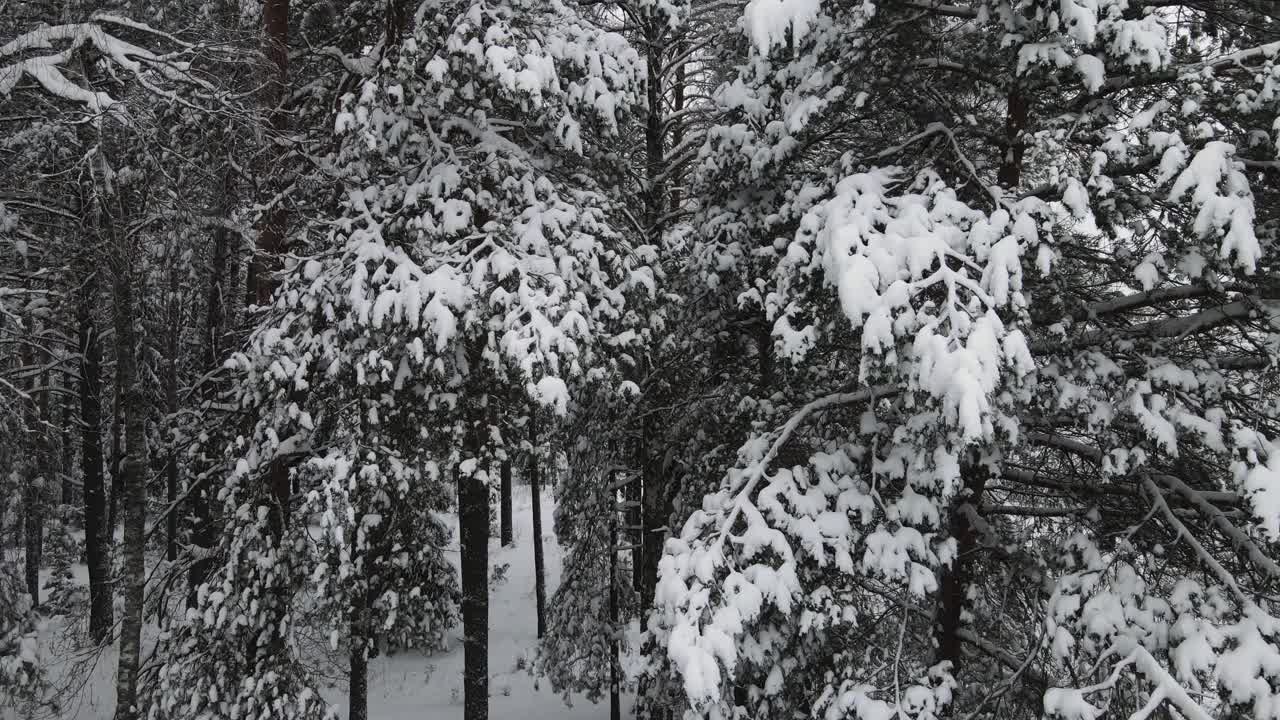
[21,486,634,719]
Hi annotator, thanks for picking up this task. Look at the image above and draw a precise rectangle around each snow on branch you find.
[1035,296,1280,352]
[1049,646,1215,720]
[1,16,228,117]
[715,383,899,550]
[1155,471,1280,582]
[0,47,114,112]
[1142,473,1251,606]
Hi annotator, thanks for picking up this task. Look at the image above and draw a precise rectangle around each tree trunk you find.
[60,385,74,506]
[528,417,547,639]
[349,647,368,720]
[232,0,297,662]
[108,386,121,540]
[609,501,620,720]
[668,35,687,210]
[630,15,686,607]
[78,274,113,644]
[460,411,490,720]
[112,198,148,720]
[21,346,46,607]
[643,18,666,247]
[246,0,291,309]
[637,420,667,604]
[165,257,180,563]
[932,460,989,683]
[188,171,233,602]
[349,592,369,720]
[253,0,294,577]
[997,89,1029,189]
[23,482,42,607]
[165,362,178,562]
[165,458,178,561]
[499,459,513,547]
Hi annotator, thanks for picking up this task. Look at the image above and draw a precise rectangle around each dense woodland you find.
[2,1,1280,719]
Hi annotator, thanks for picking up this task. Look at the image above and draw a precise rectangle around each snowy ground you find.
[20,486,633,719]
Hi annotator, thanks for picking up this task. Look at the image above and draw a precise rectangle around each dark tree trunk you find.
[997,89,1029,189]
[205,215,230,362]
[246,0,291,309]
[60,386,74,506]
[165,357,179,562]
[636,427,651,600]
[933,460,989,680]
[629,14,680,602]
[253,0,294,577]
[108,387,121,540]
[162,251,181,563]
[238,1,297,664]
[188,174,233,602]
[22,356,46,607]
[637,428,667,605]
[78,274,113,644]
[643,17,666,247]
[460,409,490,720]
[165,459,178,561]
[499,459,513,547]
[112,184,148,720]
[349,648,368,720]
[609,502,620,720]
[349,591,369,720]
[23,483,42,607]
[624,462,641,594]
[528,417,546,639]
[668,36,687,210]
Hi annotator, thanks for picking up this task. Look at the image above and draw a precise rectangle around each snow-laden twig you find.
[1,19,235,115]
[1154,472,1280,581]
[1035,298,1280,352]
[1075,284,1239,322]
[901,1,979,19]
[1026,432,1103,462]
[960,624,1048,720]
[715,383,898,549]
[1142,473,1251,607]
[1068,645,1215,720]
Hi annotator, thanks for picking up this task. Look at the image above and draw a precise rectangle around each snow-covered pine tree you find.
[323,3,652,716]
[146,2,652,719]
[539,392,643,705]
[533,0,722,707]
[649,2,1280,719]
[0,346,47,714]
[0,549,45,714]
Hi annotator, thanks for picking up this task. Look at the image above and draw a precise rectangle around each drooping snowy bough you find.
[647,2,1280,719]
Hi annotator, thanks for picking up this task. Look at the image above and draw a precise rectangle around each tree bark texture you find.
[529,417,547,639]
[78,273,113,644]
[349,592,369,720]
[933,461,989,676]
[107,154,147,720]
[108,387,121,539]
[246,0,291,308]
[460,410,490,720]
[23,481,42,607]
